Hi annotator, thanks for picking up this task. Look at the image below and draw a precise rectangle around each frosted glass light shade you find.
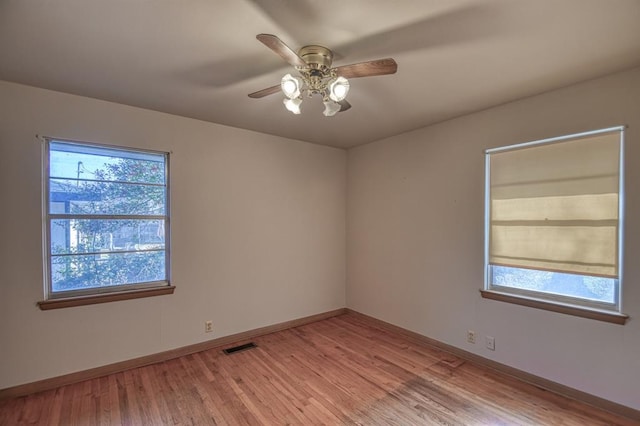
[322,100,341,117]
[283,97,302,114]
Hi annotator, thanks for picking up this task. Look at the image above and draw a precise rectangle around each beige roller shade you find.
[488,130,622,278]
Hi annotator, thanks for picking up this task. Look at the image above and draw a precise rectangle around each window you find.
[41,139,172,308]
[482,127,627,324]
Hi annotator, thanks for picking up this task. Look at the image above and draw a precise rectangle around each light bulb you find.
[333,84,347,99]
[281,74,302,99]
[328,76,349,102]
[283,80,297,95]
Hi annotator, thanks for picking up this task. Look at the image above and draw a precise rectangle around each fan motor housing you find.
[298,45,333,70]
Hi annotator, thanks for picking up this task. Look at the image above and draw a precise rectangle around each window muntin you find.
[484,127,624,312]
[45,139,170,297]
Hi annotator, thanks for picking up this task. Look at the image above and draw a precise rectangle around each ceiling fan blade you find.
[248,84,281,99]
[335,4,502,60]
[338,100,351,112]
[334,58,397,79]
[256,34,307,68]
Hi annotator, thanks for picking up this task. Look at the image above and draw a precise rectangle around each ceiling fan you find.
[248,34,398,116]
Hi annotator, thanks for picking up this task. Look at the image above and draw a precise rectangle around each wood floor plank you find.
[1,312,636,425]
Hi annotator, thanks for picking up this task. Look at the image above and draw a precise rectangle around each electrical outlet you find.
[467,330,476,344]
[486,336,495,351]
[205,321,213,333]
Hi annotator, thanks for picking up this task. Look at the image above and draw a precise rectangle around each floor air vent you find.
[223,342,257,355]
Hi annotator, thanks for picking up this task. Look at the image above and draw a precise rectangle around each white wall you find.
[347,67,640,410]
[0,81,346,389]
[3,68,639,411]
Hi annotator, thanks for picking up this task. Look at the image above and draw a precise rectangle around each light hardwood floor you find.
[0,313,636,425]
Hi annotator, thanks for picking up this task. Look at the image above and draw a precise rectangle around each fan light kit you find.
[280,73,349,116]
[249,34,397,117]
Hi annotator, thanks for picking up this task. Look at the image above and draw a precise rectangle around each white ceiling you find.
[1,0,639,149]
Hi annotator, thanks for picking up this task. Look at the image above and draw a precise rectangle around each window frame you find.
[40,137,173,308]
[482,126,627,324]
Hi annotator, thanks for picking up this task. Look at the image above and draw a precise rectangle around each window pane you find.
[51,218,165,255]
[46,139,170,297]
[50,141,165,184]
[50,178,165,216]
[490,265,616,304]
[51,251,166,292]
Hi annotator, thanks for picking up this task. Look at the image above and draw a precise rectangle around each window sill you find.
[480,290,629,325]
[38,285,175,310]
